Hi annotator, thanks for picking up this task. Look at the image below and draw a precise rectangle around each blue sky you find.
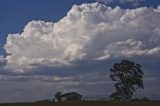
[0,0,160,103]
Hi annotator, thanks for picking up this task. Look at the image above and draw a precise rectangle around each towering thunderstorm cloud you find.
[3,3,160,72]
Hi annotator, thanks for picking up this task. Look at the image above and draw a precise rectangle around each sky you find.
[0,0,160,103]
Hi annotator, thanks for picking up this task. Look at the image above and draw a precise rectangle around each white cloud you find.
[3,3,160,72]
[97,39,160,60]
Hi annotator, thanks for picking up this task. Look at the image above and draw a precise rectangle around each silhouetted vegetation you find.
[109,59,144,100]
[54,91,62,101]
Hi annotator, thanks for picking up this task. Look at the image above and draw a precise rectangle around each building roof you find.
[59,92,82,98]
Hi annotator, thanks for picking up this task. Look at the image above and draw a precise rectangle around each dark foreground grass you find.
[0,101,160,106]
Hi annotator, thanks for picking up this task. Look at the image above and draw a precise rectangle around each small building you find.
[59,92,82,101]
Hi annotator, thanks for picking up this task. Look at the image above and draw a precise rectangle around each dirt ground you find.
[0,101,160,106]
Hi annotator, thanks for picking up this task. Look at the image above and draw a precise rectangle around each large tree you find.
[109,59,144,100]
[54,91,62,101]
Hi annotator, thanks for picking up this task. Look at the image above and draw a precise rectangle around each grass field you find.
[0,101,160,106]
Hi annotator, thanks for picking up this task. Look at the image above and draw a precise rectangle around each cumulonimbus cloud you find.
[3,3,160,72]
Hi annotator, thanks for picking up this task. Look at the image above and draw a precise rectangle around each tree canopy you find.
[54,91,62,101]
[110,59,144,100]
